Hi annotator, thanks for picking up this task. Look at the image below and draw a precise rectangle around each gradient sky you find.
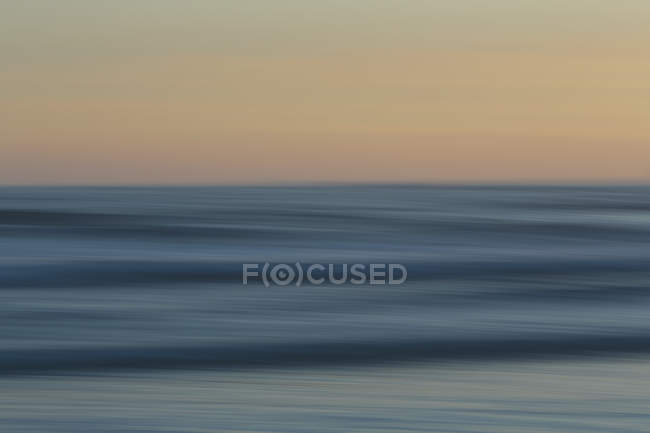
[2,1,650,184]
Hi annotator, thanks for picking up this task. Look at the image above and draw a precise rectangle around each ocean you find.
[1,185,650,432]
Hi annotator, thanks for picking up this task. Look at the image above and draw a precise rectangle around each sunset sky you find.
[2,1,650,184]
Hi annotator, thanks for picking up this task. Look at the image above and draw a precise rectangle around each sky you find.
[2,0,650,185]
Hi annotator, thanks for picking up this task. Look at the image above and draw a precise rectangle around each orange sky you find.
[2,1,650,184]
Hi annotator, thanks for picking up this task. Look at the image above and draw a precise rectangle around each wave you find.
[3,258,650,289]
[3,332,650,375]
[4,207,650,243]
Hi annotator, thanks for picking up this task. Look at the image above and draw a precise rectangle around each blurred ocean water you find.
[1,185,650,431]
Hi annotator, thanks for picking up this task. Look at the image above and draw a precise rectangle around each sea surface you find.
[1,185,650,432]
